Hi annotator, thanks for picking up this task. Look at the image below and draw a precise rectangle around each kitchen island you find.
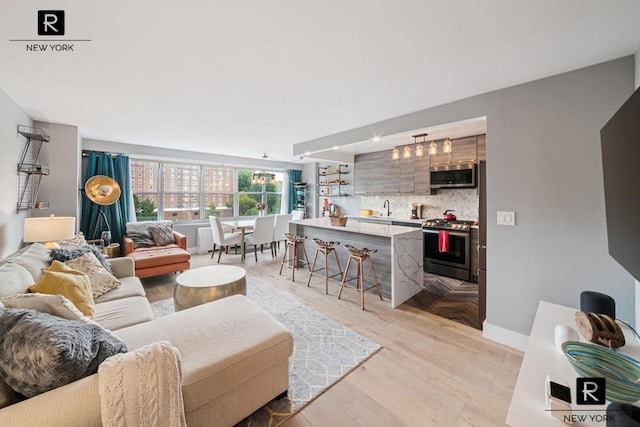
[289,218,423,307]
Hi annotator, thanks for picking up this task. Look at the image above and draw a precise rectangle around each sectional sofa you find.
[0,243,293,427]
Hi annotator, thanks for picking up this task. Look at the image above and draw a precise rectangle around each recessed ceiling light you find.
[333,146,339,150]
[305,151,310,156]
[372,136,381,142]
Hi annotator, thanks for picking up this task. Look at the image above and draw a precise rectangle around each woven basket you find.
[330,217,348,227]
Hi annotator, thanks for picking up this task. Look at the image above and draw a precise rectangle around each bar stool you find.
[306,238,343,294]
[338,245,383,310]
[279,233,311,281]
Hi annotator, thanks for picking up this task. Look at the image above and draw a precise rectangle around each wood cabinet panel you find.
[477,134,486,161]
[451,136,478,164]
[399,156,414,194]
[413,155,430,194]
[384,155,401,194]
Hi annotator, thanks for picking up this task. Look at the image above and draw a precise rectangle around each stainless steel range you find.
[422,219,475,281]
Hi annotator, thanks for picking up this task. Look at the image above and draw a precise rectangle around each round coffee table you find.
[173,265,247,311]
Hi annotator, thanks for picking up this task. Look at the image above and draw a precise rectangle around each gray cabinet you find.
[413,154,430,194]
[399,156,414,194]
[354,151,386,194]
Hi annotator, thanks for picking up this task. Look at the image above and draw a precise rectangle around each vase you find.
[101,231,112,247]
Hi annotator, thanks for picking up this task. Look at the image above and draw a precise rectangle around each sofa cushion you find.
[0,308,127,398]
[64,252,121,298]
[129,247,191,270]
[30,261,95,318]
[93,276,145,304]
[0,263,34,298]
[127,229,156,249]
[115,295,293,413]
[93,296,155,331]
[126,220,173,233]
[1,293,87,321]
[10,243,51,282]
[150,224,176,246]
[129,243,181,253]
[50,245,113,274]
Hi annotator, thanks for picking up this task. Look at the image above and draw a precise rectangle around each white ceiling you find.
[1,1,639,163]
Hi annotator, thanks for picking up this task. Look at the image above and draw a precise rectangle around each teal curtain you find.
[288,169,302,213]
[80,152,131,244]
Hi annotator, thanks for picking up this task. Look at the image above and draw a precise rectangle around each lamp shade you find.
[24,216,76,244]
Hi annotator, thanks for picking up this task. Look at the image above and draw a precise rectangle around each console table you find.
[506,301,640,426]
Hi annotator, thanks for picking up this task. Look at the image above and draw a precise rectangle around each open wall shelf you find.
[17,125,50,211]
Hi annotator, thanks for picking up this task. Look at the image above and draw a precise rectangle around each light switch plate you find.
[497,211,516,226]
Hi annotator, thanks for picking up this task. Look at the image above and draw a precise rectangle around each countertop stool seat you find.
[279,233,311,282]
[306,238,343,295]
[338,245,383,310]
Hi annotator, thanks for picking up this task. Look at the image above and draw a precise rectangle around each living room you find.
[2,2,640,426]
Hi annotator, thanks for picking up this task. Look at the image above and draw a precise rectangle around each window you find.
[131,160,159,221]
[238,169,283,216]
[130,160,285,221]
[204,165,235,218]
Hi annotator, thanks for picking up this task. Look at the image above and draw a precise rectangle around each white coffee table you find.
[173,265,247,311]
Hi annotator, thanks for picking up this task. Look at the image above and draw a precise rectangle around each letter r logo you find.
[38,10,65,35]
[576,378,606,405]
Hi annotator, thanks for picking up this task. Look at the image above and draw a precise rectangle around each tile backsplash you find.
[360,189,479,221]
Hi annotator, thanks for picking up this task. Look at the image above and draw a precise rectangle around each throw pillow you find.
[9,243,51,282]
[1,293,88,321]
[127,229,156,248]
[0,262,34,298]
[57,233,88,249]
[149,224,176,246]
[0,308,127,398]
[29,261,95,318]
[50,245,113,275]
[64,252,121,298]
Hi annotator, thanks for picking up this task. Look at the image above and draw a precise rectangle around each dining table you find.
[220,219,255,261]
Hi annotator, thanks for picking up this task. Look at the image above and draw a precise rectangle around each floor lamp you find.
[84,175,121,246]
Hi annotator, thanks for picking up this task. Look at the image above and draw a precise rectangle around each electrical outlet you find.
[497,211,516,226]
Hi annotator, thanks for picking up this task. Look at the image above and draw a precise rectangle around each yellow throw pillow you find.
[30,261,95,318]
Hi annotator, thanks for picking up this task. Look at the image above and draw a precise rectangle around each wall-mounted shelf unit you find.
[17,125,50,211]
[318,164,350,196]
[293,182,307,212]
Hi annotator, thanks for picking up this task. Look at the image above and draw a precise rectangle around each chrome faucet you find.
[383,199,391,217]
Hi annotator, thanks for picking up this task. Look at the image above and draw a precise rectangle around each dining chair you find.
[272,214,292,256]
[209,216,243,263]
[244,216,276,261]
[291,210,304,220]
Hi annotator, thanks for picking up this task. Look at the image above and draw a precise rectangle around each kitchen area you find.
[298,123,487,329]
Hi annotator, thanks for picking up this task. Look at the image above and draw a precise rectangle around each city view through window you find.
[131,160,284,221]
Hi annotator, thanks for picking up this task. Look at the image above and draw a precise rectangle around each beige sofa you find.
[0,244,293,427]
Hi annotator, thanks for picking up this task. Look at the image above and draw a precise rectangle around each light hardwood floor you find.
[142,251,522,427]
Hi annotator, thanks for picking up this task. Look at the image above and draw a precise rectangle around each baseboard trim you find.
[482,321,529,351]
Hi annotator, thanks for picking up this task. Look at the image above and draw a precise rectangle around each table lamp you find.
[24,215,76,248]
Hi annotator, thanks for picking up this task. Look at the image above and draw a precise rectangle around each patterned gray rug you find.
[152,278,381,426]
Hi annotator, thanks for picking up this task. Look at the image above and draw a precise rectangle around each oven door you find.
[423,229,470,269]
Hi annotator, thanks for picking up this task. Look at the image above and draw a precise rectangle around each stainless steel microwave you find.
[430,163,476,189]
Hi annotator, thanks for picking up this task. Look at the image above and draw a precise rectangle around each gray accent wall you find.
[0,89,32,258]
[294,56,637,336]
[33,121,81,220]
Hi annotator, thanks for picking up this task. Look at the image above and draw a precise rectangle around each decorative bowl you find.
[562,341,640,403]
[330,217,348,227]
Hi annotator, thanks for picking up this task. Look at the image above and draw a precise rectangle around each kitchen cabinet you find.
[354,151,385,194]
[477,134,486,161]
[430,136,479,165]
[413,154,430,194]
[399,156,414,194]
[385,157,401,194]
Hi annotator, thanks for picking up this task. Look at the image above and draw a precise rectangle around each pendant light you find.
[392,147,400,160]
[403,145,411,159]
[443,138,452,154]
[429,141,437,156]
[391,133,428,160]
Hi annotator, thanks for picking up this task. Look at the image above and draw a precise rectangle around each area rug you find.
[152,278,381,426]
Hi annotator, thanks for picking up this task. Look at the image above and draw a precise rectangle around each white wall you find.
[33,121,81,220]
[293,56,637,339]
[0,89,32,258]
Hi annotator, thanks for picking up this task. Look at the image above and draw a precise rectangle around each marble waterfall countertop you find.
[289,218,423,308]
[290,218,419,237]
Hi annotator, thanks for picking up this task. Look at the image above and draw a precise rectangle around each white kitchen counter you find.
[345,215,425,226]
[291,217,419,237]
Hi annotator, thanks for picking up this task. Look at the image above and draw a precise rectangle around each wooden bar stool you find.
[306,238,343,294]
[279,233,311,282]
[338,245,383,310]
